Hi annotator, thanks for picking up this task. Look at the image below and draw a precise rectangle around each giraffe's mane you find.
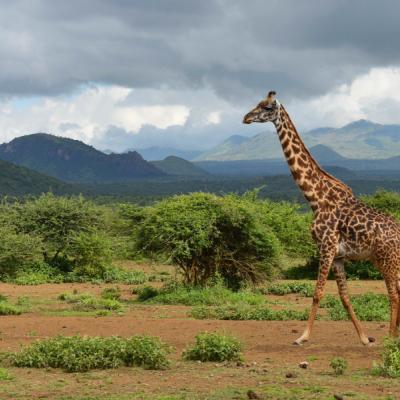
[280,105,354,196]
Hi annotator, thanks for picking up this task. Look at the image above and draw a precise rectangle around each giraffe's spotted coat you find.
[243,92,400,344]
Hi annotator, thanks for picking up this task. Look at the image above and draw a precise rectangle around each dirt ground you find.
[0,280,399,400]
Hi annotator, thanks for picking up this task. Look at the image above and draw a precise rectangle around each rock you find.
[333,394,344,400]
[291,329,299,333]
[236,361,244,367]
[285,372,297,378]
[247,390,261,399]
[299,361,309,369]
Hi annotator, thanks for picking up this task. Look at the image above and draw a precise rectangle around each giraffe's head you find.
[243,91,280,124]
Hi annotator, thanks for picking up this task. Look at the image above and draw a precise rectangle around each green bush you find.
[11,335,172,372]
[362,190,400,220]
[102,265,147,284]
[67,231,113,278]
[101,287,121,301]
[10,262,64,285]
[189,304,309,321]
[136,193,282,288]
[0,227,43,278]
[330,357,348,375]
[0,302,22,316]
[136,285,160,301]
[58,292,123,312]
[138,280,265,306]
[262,281,314,297]
[322,293,389,321]
[373,338,400,377]
[183,332,242,362]
[0,368,12,381]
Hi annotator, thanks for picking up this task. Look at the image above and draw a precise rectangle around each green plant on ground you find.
[101,265,147,284]
[189,304,309,321]
[11,335,172,372]
[373,338,400,377]
[101,287,121,301]
[135,285,160,301]
[0,367,13,381]
[330,357,348,375]
[0,296,22,315]
[58,292,123,312]
[137,280,265,306]
[183,332,242,362]
[322,293,389,321]
[261,281,314,297]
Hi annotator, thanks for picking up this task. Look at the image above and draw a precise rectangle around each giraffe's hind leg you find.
[384,275,399,337]
[396,275,400,329]
[332,258,371,345]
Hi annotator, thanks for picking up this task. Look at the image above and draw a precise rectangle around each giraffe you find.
[243,91,400,345]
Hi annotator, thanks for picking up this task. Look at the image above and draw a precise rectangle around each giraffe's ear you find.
[266,91,277,103]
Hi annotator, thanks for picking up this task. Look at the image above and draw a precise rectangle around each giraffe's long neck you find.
[274,106,354,212]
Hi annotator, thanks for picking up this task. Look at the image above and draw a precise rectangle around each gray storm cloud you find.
[1,0,399,101]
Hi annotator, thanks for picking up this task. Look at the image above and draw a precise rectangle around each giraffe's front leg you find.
[294,245,336,345]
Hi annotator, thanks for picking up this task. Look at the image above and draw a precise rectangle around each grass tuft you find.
[373,338,400,377]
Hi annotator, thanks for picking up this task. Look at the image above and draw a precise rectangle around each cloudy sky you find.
[1,0,400,151]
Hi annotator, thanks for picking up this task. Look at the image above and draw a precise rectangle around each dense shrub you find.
[373,338,400,377]
[183,332,242,362]
[0,227,43,277]
[11,335,172,372]
[136,193,282,288]
[189,304,309,321]
[362,190,400,220]
[66,231,113,278]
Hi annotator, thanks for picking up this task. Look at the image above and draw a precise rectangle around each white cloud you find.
[289,67,400,129]
[0,85,190,144]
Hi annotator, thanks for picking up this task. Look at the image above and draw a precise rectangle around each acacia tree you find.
[136,193,282,288]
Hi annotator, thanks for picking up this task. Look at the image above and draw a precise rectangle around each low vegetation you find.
[0,296,22,315]
[261,281,314,297]
[11,335,172,372]
[189,304,309,321]
[321,293,389,321]
[58,291,123,313]
[136,280,265,306]
[373,338,400,378]
[330,357,348,375]
[183,332,242,362]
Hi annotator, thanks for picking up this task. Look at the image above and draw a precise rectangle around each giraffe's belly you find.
[337,241,372,261]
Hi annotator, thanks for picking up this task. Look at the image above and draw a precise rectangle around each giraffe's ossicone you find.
[243,91,400,345]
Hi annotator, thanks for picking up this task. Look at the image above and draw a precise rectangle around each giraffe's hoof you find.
[293,339,308,346]
[368,336,376,343]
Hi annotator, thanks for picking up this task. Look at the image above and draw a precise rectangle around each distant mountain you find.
[151,156,209,177]
[195,144,400,177]
[0,158,71,196]
[0,133,165,182]
[196,119,400,161]
[129,146,202,161]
